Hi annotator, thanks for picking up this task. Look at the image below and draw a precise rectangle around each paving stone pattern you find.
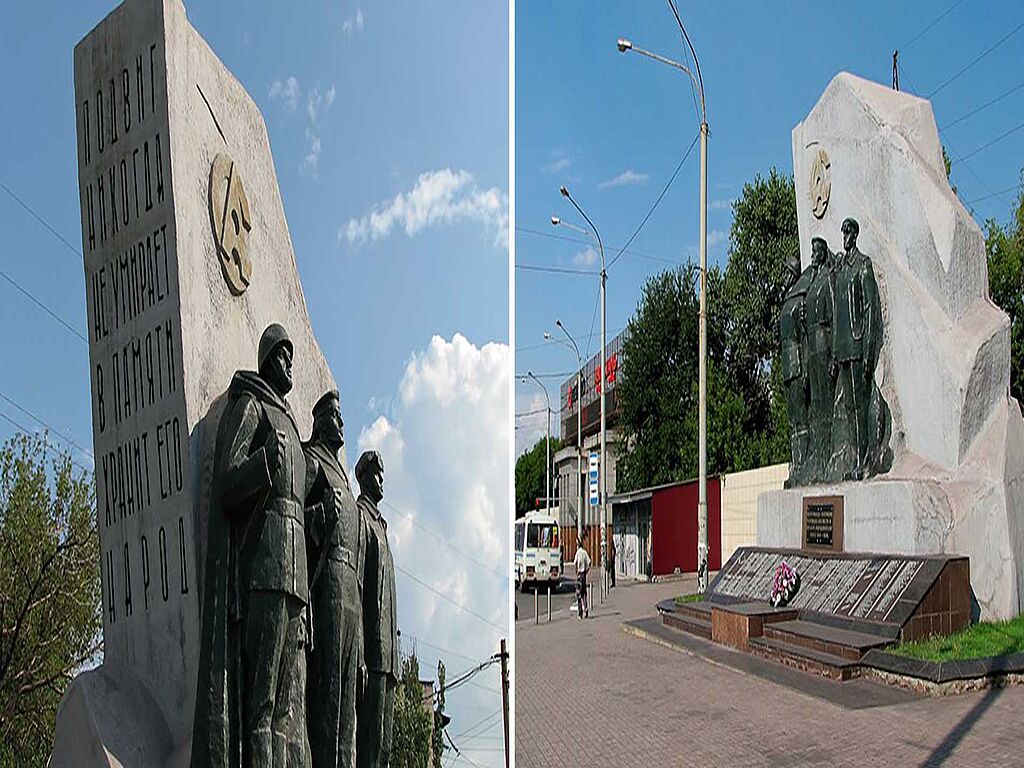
[515,575,1023,767]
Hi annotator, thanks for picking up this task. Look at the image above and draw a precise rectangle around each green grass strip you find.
[674,593,704,605]
[890,614,1024,661]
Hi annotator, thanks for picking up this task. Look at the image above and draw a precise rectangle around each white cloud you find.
[356,334,509,742]
[543,150,572,174]
[597,169,649,190]
[709,197,735,211]
[342,7,365,36]
[515,391,549,457]
[306,84,337,123]
[302,129,321,178]
[573,246,597,267]
[343,169,509,249]
[268,76,301,112]
[708,228,728,247]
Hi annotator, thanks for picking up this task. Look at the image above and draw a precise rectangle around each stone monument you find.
[759,72,1024,621]
[52,0,339,764]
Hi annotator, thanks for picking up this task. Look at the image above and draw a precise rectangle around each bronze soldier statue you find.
[192,323,311,768]
[303,391,364,768]
[355,451,399,768]
[805,237,838,481]
[830,218,885,480]
[780,249,814,487]
[778,247,811,487]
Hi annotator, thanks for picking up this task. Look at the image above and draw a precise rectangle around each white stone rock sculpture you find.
[758,72,1024,621]
[52,0,340,764]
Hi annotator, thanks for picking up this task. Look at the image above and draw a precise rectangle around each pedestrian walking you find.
[574,538,591,618]
[608,537,616,588]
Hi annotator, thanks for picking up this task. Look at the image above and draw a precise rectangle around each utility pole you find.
[618,5,709,591]
[500,637,510,768]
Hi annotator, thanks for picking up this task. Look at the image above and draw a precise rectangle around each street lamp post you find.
[553,192,608,598]
[546,321,584,545]
[524,372,551,515]
[617,26,710,592]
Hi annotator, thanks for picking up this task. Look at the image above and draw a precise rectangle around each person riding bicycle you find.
[574,538,591,619]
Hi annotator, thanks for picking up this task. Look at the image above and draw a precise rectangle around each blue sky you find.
[0,1,508,761]
[515,0,1024,454]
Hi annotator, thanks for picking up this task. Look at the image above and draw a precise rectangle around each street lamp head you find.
[543,332,551,340]
[617,38,632,53]
[556,319,564,329]
[550,216,560,227]
[559,185,569,198]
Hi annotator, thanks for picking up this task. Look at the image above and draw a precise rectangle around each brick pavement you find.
[514,576,1023,767]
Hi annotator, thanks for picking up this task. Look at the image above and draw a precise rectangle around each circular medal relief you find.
[209,153,253,295]
[809,148,831,220]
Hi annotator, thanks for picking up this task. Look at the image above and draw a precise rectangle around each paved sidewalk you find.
[515,576,1023,767]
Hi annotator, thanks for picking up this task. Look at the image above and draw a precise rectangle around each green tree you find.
[718,168,799,443]
[985,179,1024,402]
[0,434,100,767]
[514,437,560,517]
[617,169,798,491]
[617,265,703,490]
[390,648,433,768]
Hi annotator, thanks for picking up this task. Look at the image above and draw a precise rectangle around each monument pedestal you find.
[759,480,954,557]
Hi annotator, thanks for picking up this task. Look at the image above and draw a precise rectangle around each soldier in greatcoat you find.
[779,248,814,486]
[304,391,364,768]
[830,218,884,480]
[192,322,311,768]
[355,451,399,768]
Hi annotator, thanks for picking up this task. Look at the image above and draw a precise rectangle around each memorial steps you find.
[655,547,971,683]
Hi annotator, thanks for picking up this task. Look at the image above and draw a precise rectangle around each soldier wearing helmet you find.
[193,322,312,767]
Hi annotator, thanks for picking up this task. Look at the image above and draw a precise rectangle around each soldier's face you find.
[321,405,344,447]
[266,344,293,396]
[843,225,856,252]
[366,465,384,500]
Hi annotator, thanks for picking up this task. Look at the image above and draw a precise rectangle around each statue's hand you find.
[264,429,284,477]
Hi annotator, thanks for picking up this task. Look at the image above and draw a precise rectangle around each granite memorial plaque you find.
[709,547,944,627]
[801,495,843,552]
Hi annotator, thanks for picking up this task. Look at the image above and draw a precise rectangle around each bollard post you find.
[534,587,538,625]
[547,585,551,622]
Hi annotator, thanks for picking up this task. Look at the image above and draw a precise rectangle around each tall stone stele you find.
[758,72,1024,621]
[52,0,340,764]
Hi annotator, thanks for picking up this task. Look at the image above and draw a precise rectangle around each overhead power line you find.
[0,411,93,475]
[940,78,1024,130]
[0,179,82,260]
[381,499,507,580]
[964,184,1022,205]
[927,19,1024,98]
[0,390,94,461]
[515,226,685,268]
[606,131,700,270]
[954,118,1024,164]
[515,263,595,276]
[898,0,966,51]
[0,269,88,343]
[394,564,506,633]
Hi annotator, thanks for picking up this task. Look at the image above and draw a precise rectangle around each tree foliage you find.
[514,437,560,517]
[617,170,797,490]
[0,434,100,767]
[390,648,433,768]
[985,178,1024,402]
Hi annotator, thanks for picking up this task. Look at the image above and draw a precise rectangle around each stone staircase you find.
[657,599,899,681]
